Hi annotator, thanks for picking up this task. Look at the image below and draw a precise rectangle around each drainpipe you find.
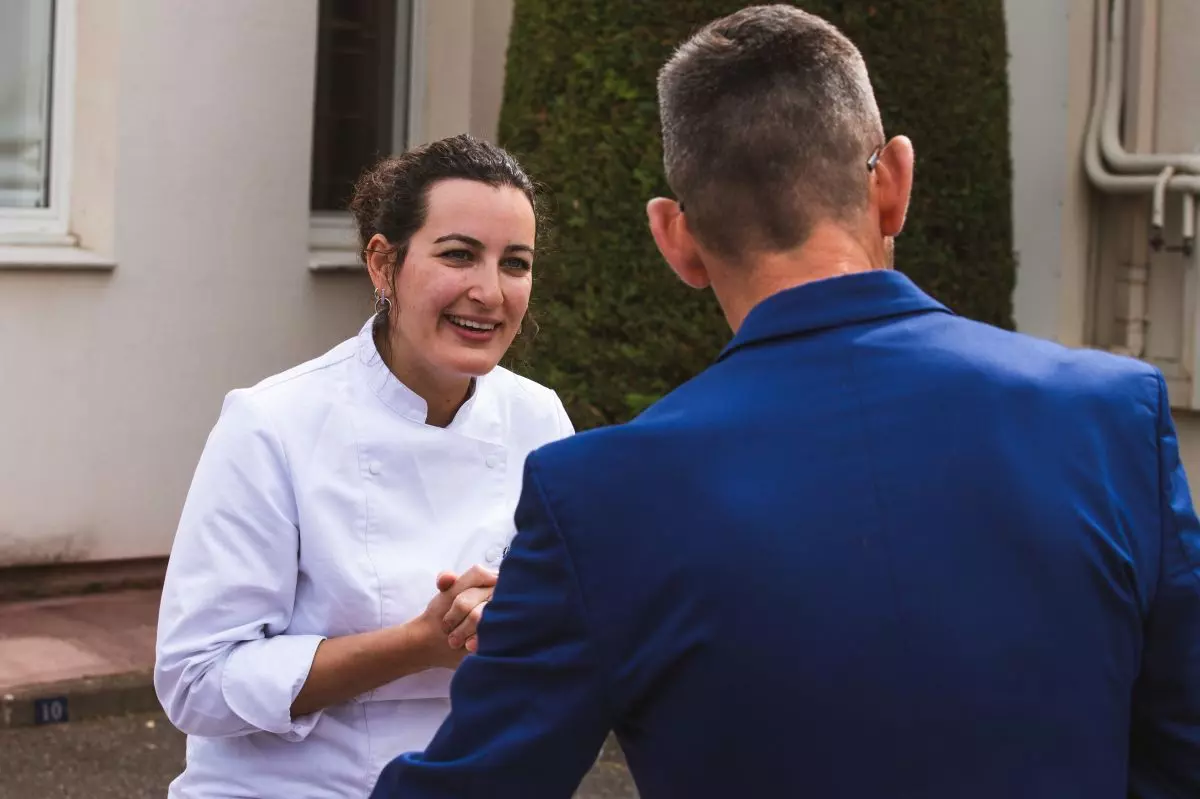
[1185,194,1197,255]
[1084,0,1200,194]
[1149,167,1196,255]
[1091,0,1198,249]
[1084,0,1200,360]
[1102,0,1200,175]
[1150,167,1176,247]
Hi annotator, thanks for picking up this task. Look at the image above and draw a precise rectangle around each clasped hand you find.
[417,564,497,668]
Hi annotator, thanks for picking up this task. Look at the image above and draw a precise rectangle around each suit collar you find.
[718,270,952,361]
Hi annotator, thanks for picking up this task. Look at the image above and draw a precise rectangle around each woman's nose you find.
[467,264,504,306]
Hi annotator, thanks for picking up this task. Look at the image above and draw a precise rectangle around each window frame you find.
[0,0,77,245]
[308,0,424,271]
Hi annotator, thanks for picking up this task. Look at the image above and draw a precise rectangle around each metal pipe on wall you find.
[1185,194,1196,250]
[1103,0,1200,175]
[1084,0,1200,193]
[1084,0,1200,366]
[1151,166,1176,247]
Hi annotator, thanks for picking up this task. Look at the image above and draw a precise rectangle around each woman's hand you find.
[414,565,498,667]
[289,565,499,719]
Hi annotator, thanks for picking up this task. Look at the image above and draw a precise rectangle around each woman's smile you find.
[444,313,502,342]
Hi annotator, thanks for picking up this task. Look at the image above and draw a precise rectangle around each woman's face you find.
[369,179,536,385]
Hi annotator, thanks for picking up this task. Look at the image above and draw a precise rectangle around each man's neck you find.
[713,222,887,333]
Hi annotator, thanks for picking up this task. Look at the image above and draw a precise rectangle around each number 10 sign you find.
[33,696,69,725]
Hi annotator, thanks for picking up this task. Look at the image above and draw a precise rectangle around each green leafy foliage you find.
[500,1,1015,429]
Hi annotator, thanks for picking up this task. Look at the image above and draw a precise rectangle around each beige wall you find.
[0,0,363,565]
[1006,1,1072,342]
[414,0,514,145]
[0,0,513,566]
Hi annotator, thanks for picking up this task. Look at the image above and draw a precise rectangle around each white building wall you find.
[1006,0,1072,343]
[0,0,510,566]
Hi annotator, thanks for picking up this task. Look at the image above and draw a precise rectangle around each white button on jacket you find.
[154,320,574,798]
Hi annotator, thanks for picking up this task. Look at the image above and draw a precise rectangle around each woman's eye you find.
[503,258,532,272]
[441,249,474,262]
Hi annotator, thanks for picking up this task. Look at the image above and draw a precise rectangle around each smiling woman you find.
[353,145,541,426]
[153,134,576,798]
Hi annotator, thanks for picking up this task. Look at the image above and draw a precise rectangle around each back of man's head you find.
[657,5,884,259]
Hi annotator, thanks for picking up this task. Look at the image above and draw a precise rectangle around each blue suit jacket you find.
[371,271,1200,798]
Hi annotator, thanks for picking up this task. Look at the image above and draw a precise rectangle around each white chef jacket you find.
[154,318,574,798]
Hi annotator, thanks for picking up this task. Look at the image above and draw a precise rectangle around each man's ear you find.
[875,135,914,238]
[646,198,711,289]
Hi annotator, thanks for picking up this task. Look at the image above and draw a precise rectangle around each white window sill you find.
[309,249,364,272]
[0,244,115,271]
[308,213,363,272]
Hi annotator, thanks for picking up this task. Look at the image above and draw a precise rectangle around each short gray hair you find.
[657,5,884,258]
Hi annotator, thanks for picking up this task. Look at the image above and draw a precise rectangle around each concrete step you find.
[0,589,159,729]
[0,558,166,603]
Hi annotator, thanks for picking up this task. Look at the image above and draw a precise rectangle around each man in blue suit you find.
[371,5,1200,797]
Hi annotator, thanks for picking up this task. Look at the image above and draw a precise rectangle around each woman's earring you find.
[373,287,391,316]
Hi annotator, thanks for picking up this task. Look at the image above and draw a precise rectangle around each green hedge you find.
[500,1,1014,429]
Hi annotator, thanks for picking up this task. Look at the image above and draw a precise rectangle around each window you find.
[0,0,74,242]
[309,0,416,265]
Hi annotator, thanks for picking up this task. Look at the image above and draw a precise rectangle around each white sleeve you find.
[154,390,326,741]
[553,393,575,438]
